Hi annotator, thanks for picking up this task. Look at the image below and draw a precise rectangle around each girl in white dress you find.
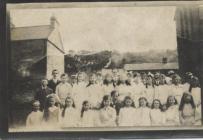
[170,74,185,104]
[98,95,117,127]
[118,96,136,127]
[179,92,196,126]
[189,76,201,125]
[26,101,43,128]
[116,74,132,101]
[43,96,61,127]
[165,96,180,126]
[61,97,80,127]
[102,73,115,96]
[72,72,88,110]
[136,97,151,126]
[150,99,166,126]
[79,101,98,127]
[86,74,104,108]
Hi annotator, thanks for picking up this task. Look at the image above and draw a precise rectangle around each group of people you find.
[26,69,202,129]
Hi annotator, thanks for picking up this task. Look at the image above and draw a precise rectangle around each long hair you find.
[138,97,149,107]
[43,96,55,121]
[189,76,200,92]
[123,96,135,107]
[100,95,111,109]
[62,97,76,117]
[166,95,178,109]
[151,99,163,111]
[179,92,195,111]
[81,100,89,118]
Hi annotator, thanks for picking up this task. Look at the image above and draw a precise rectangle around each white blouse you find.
[61,107,80,127]
[98,106,117,127]
[165,105,180,126]
[26,111,43,127]
[55,83,73,104]
[150,109,166,126]
[72,82,88,110]
[135,107,151,126]
[86,84,104,107]
[118,107,136,126]
[79,110,98,127]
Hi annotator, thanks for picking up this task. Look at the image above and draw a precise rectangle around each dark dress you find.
[48,79,60,93]
[35,87,53,111]
[111,99,123,115]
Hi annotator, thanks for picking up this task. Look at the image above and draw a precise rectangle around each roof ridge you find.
[12,25,51,29]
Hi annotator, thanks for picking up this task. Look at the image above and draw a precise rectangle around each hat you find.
[168,70,175,75]
[32,101,40,107]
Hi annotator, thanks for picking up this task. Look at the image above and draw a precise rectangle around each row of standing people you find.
[35,70,201,112]
[27,91,201,128]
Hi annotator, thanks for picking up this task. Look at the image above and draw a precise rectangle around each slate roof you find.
[11,25,54,41]
[124,63,179,71]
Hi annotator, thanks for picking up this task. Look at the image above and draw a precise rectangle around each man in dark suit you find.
[35,79,53,111]
[48,69,60,93]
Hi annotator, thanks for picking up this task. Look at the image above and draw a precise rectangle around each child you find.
[86,74,104,108]
[35,79,53,111]
[98,95,117,127]
[103,74,115,97]
[110,90,123,116]
[170,74,184,104]
[26,100,43,128]
[150,99,166,126]
[118,96,136,127]
[72,72,88,110]
[61,97,80,127]
[44,96,60,126]
[189,77,202,125]
[116,74,132,101]
[179,92,196,126]
[55,73,73,108]
[136,97,151,126]
[48,69,61,92]
[79,101,98,127]
[165,96,180,126]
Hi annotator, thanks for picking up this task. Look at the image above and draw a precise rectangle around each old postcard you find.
[7,2,203,132]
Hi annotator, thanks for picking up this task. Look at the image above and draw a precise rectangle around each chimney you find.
[50,14,57,28]
[162,57,168,64]
[10,17,15,29]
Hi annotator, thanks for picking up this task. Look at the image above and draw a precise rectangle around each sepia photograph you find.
[7,2,203,132]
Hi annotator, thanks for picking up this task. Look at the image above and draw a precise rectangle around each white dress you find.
[86,84,104,107]
[116,84,133,101]
[61,107,80,127]
[190,87,202,125]
[150,109,166,126]
[135,107,151,126]
[118,107,136,126]
[98,106,117,127]
[79,110,98,127]
[165,105,180,126]
[26,111,43,127]
[102,84,115,96]
[154,85,169,105]
[72,82,88,110]
[170,84,185,104]
[131,83,146,107]
[143,86,155,105]
[55,83,73,104]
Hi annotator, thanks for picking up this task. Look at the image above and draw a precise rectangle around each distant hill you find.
[65,49,178,73]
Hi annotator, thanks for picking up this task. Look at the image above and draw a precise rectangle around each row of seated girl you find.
[26,91,201,129]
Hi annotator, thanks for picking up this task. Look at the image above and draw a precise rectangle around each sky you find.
[10,6,177,53]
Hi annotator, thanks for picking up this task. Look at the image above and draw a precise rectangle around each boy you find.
[48,69,61,93]
[35,79,53,111]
